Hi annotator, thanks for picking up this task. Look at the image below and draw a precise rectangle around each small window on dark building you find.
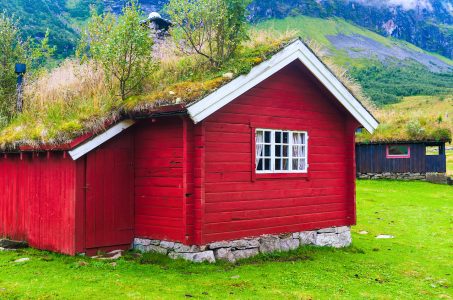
[426,146,440,155]
[386,145,410,158]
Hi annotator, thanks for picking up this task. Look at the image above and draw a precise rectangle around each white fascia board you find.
[187,40,378,133]
[69,119,135,160]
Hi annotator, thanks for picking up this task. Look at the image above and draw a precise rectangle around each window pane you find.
[292,159,298,170]
[257,158,263,171]
[264,131,271,143]
[275,159,281,170]
[293,132,303,145]
[264,145,271,156]
[300,159,306,170]
[282,159,289,170]
[275,145,281,157]
[275,131,281,143]
[292,145,304,158]
[283,132,289,144]
[264,159,271,170]
[283,145,288,157]
[388,145,409,156]
[426,146,439,155]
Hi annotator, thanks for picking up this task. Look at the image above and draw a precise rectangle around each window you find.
[386,145,410,158]
[255,129,308,173]
[426,146,440,156]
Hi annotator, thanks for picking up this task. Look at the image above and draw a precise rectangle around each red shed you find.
[0,40,378,261]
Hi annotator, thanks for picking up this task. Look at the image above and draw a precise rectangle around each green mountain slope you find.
[0,0,101,59]
[257,16,453,106]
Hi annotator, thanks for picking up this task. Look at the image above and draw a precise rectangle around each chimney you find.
[15,63,26,113]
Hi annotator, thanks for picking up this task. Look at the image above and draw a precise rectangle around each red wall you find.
[84,133,135,251]
[0,153,78,254]
[0,61,361,252]
[200,62,358,244]
[134,117,186,242]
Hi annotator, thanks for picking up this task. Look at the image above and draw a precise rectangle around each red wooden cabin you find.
[0,40,377,257]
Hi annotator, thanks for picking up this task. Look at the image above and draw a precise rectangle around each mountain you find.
[248,0,453,59]
[0,0,452,106]
[1,0,452,59]
[258,16,453,105]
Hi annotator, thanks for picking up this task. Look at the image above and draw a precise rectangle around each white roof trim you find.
[187,39,378,133]
[69,119,135,160]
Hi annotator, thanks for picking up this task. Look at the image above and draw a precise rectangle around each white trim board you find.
[187,39,379,133]
[69,119,136,160]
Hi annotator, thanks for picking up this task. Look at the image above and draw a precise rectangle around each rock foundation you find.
[357,172,450,184]
[133,226,351,263]
[358,172,427,180]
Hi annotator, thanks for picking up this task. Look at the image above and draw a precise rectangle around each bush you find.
[166,0,251,67]
[78,1,155,100]
[406,120,425,139]
[0,12,54,127]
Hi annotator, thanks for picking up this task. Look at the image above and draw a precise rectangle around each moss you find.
[123,77,228,112]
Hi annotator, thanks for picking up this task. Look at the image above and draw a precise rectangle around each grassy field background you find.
[447,149,453,176]
[0,180,451,299]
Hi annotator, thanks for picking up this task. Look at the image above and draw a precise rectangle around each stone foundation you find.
[133,226,351,263]
[357,172,450,184]
[357,172,427,180]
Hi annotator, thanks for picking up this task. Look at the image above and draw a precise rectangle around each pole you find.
[16,73,24,113]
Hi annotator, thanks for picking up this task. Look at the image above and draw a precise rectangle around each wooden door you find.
[85,134,134,250]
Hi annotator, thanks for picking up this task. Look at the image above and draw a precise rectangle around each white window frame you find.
[255,128,309,174]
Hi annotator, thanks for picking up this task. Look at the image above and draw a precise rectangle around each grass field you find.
[0,180,452,299]
[447,149,453,176]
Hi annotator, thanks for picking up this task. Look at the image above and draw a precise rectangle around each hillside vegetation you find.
[258,16,453,106]
[0,0,98,59]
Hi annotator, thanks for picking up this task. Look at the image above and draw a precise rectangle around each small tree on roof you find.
[78,1,155,101]
[166,0,251,67]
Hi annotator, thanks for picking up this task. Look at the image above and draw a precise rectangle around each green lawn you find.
[0,181,452,299]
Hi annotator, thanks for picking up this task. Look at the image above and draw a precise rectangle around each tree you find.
[0,13,23,126]
[0,12,54,127]
[78,1,155,101]
[166,0,251,67]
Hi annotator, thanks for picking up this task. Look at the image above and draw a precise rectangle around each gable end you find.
[187,40,378,133]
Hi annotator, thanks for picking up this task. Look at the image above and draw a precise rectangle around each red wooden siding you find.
[85,133,134,250]
[0,60,362,253]
[134,117,185,242]
[200,62,358,243]
[0,153,77,254]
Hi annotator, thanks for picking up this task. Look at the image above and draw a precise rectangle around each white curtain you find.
[292,133,305,170]
[292,133,303,156]
[256,131,264,168]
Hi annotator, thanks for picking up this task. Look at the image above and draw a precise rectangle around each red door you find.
[85,134,134,250]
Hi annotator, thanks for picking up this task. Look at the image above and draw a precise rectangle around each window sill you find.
[254,172,309,181]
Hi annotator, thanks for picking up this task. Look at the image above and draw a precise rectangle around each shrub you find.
[166,0,251,67]
[0,12,54,127]
[406,119,425,139]
[78,1,155,100]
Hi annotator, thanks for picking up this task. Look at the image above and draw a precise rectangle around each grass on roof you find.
[356,95,452,143]
[0,30,296,149]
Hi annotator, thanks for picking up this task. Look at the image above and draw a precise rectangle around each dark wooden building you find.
[356,141,447,176]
